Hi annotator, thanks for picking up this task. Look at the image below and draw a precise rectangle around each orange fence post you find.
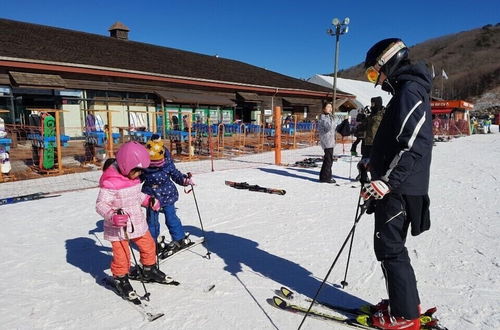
[106,110,114,158]
[217,123,224,157]
[240,123,246,153]
[208,122,214,171]
[274,106,281,165]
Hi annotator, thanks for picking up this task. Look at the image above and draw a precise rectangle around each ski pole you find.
[125,231,151,301]
[118,209,151,301]
[341,192,363,288]
[186,172,212,259]
[348,154,353,180]
[297,199,371,330]
[342,167,370,288]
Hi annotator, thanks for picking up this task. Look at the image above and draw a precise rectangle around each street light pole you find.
[327,17,350,114]
[333,31,340,113]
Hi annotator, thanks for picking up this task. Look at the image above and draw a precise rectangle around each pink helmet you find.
[115,142,150,175]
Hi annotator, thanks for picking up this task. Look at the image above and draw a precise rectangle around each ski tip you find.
[272,296,287,309]
[280,286,293,298]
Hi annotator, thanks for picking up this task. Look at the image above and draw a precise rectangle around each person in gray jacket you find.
[318,103,337,183]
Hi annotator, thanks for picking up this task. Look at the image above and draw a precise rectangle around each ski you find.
[225,180,286,195]
[102,277,164,322]
[278,286,362,315]
[271,296,371,329]
[292,157,323,168]
[128,265,180,285]
[159,237,206,263]
[276,287,448,330]
[0,192,61,205]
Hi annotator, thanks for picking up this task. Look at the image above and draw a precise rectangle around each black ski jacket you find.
[369,62,433,195]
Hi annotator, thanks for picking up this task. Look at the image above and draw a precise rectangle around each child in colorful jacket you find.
[142,135,194,258]
[95,142,169,301]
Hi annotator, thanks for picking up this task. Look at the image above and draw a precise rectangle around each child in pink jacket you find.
[96,142,169,301]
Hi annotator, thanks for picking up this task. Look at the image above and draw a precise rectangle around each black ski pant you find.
[361,144,372,159]
[374,193,420,320]
[319,147,334,182]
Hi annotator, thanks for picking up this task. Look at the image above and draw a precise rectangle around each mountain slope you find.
[338,24,500,104]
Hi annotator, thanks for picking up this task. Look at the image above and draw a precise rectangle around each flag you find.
[431,64,436,79]
[442,69,449,80]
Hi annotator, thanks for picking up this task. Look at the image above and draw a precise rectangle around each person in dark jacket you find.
[361,96,385,159]
[350,111,367,156]
[142,135,195,257]
[360,38,433,330]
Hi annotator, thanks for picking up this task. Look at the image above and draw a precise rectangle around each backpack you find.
[336,119,351,137]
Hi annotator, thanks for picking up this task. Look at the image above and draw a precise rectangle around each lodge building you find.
[0,18,356,138]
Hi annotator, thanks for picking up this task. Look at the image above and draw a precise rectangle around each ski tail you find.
[0,192,61,205]
[101,276,164,322]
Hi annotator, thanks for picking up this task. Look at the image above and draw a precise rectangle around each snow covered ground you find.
[0,129,499,330]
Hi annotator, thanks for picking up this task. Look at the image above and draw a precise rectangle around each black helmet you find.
[364,38,409,79]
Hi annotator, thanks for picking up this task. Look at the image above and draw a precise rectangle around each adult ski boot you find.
[370,310,420,330]
[360,299,389,314]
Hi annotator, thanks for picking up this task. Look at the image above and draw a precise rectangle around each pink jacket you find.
[96,164,149,242]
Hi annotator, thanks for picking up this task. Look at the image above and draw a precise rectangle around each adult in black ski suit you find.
[361,38,433,327]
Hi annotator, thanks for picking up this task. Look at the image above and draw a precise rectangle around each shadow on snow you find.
[65,220,112,287]
[184,225,370,310]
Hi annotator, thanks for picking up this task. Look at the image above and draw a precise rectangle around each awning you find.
[9,71,65,88]
[282,97,317,105]
[432,109,453,115]
[0,74,10,85]
[236,92,265,102]
[155,90,235,106]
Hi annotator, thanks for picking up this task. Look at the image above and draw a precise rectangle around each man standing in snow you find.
[360,38,433,330]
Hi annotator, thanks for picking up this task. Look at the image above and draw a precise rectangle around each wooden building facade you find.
[0,19,356,137]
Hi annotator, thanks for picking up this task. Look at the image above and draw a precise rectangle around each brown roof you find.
[0,18,332,94]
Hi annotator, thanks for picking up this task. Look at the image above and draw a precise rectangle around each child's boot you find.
[142,264,167,283]
[113,275,139,301]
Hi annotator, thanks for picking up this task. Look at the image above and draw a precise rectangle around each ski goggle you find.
[365,66,380,83]
[365,41,407,84]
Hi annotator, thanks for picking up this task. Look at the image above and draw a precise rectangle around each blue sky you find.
[2,0,498,79]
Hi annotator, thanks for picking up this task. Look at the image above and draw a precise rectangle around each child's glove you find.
[361,180,390,200]
[142,195,161,211]
[184,172,194,186]
[112,213,129,227]
[183,177,195,186]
